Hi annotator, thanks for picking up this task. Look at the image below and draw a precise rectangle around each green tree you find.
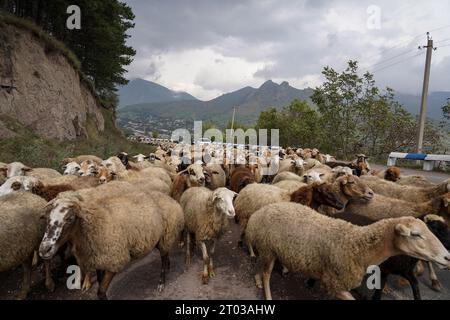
[443,98,450,122]
[152,131,159,139]
[1,0,135,93]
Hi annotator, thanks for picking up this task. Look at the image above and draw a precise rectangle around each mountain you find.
[117,78,198,108]
[395,92,449,120]
[117,80,314,131]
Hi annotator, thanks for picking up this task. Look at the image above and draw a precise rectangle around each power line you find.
[363,47,418,71]
[369,51,425,74]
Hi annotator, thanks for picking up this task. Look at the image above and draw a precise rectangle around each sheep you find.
[170,164,206,202]
[303,170,326,185]
[274,180,307,194]
[303,158,322,171]
[61,155,103,166]
[63,162,81,175]
[374,166,401,182]
[230,166,256,193]
[277,158,304,176]
[397,175,436,188]
[272,171,303,184]
[6,162,61,180]
[180,187,237,284]
[342,192,450,223]
[360,175,450,203]
[334,212,450,299]
[39,188,184,299]
[101,156,127,174]
[132,154,148,162]
[117,152,152,170]
[78,160,99,177]
[204,164,226,190]
[0,175,100,200]
[235,183,346,259]
[97,165,172,187]
[246,202,450,300]
[0,192,54,299]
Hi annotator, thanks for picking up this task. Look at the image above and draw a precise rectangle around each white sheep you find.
[180,187,237,284]
[246,202,450,300]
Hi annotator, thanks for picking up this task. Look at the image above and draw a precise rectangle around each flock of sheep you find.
[1,144,450,300]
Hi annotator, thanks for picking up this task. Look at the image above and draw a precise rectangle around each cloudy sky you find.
[123,0,450,100]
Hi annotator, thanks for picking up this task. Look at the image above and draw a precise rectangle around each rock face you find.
[0,23,104,140]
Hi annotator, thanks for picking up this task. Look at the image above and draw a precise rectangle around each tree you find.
[443,98,450,122]
[152,131,159,139]
[1,0,136,93]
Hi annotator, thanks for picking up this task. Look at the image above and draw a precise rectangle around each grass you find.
[0,110,154,170]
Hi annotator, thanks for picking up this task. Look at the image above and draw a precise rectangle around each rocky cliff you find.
[0,22,104,140]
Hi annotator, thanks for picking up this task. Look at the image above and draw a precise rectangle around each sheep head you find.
[303,171,324,185]
[385,167,401,182]
[0,176,40,196]
[424,214,450,249]
[393,217,450,269]
[6,162,32,178]
[180,164,206,187]
[212,188,237,218]
[312,183,345,210]
[63,162,81,175]
[78,160,99,177]
[39,196,83,260]
[337,175,374,203]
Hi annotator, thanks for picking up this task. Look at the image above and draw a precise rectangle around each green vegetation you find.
[255,61,447,161]
[0,110,154,170]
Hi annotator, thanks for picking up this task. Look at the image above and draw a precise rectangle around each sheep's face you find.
[39,198,80,260]
[385,167,401,182]
[393,217,450,269]
[303,171,324,185]
[78,160,98,177]
[185,164,205,186]
[97,166,114,184]
[6,162,31,178]
[63,162,81,175]
[213,188,237,218]
[338,175,374,202]
[313,183,345,210]
[0,176,39,196]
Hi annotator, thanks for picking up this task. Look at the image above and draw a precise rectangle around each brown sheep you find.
[61,155,103,166]
[230,166,256,193]
[374,166,401,182]
[170,164,206,202]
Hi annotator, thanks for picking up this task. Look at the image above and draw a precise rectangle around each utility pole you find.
[231,106,236,133]
[416,32,436,154]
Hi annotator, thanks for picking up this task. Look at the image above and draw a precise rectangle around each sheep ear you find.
[62,165,67,170]
[23,166,32,172]
[395,224,411,237]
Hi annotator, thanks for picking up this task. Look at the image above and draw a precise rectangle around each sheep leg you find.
[414,260,425,276]
[97,271,115,300]
[404,272,421,300]
[157,253,170,292]
[200,241,210,285]
[16,254,33,300]
[262,258,275,300]
[335,291,356,300]
[427,262,442,292]
[208,240,215,278]
[44,260,55,292]
[248,243,257,263]
[82,272,93,292]
[185,231,192,265]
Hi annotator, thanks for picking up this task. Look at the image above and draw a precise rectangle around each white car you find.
[195,138,212,146]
